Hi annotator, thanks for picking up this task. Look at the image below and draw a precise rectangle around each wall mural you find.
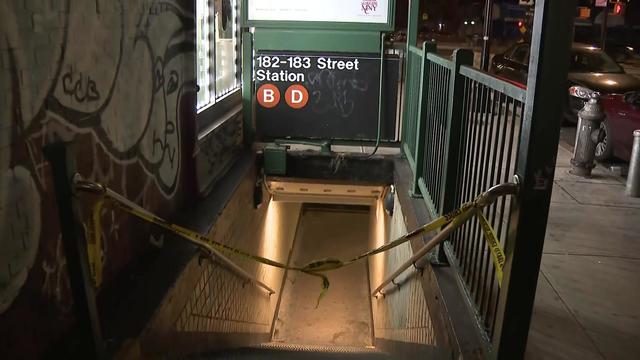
[0,0,195,356]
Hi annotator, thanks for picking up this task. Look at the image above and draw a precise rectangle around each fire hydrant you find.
[570,93,606,177]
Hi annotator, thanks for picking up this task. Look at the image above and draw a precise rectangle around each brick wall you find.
[0,1,201,357]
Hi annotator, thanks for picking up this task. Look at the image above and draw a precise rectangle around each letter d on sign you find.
[292,90,303,103]
[285,84,309,109]
[257,84,280,108]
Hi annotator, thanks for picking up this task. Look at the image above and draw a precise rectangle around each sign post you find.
[596,0,609,50]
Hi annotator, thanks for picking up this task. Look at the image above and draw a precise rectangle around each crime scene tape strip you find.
[297,202,477,273]
[87,198,105,287]
[92,193,332,307]
[87,188,504,306]
[475,209,506,286]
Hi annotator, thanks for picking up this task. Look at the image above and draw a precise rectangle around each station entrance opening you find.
[30,0,577,359]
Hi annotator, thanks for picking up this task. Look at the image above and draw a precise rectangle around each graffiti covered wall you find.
[0,0,197,357]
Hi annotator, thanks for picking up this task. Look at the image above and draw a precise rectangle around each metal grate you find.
[190,343,393,359]
[257,343,384,353]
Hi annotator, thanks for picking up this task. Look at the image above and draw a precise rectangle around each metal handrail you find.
[372,179,519,297]
[73,174,276,295]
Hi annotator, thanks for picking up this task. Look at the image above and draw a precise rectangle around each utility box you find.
[263,145,287,175]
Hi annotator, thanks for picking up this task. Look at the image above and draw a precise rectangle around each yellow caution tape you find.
[87,198,105,287]
[475,209,506,286]
[86,190,504,305]
[347,202,475,264]
[92,196,332,306]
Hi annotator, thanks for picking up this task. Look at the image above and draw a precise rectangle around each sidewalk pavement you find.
[525,144,640,360]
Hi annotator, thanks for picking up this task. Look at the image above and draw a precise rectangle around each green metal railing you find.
[448,67,526,340]
[401,45,425,171]
[399,43,528,347]
[400,44,474,214]
[416,53,453,215]
[399,1,575,359]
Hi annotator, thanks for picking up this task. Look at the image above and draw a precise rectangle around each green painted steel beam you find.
[493,0,577,359]
[253,29,381,53]
[406,0,420,47]
[439,49,474,215]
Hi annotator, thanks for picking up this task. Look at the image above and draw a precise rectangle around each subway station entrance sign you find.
[255,51,390,140]
[247,0,389,24]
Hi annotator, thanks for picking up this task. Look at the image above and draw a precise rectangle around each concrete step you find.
[190,343,393,360]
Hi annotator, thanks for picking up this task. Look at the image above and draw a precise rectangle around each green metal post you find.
[43,142,107,359]
[493,0,576,358]
[411,42,438,196]
[401,0,421,187]
[401,52,415,167]
[437,49,474,261]
[406,0,419,47]
[242,30,254,145]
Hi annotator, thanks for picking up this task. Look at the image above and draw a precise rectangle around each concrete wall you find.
[139,174,301,357]
[0,1,242,357]
[369,196,438,353]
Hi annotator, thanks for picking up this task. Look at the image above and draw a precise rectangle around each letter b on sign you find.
[257,84,280,108]
[285,84,309,109]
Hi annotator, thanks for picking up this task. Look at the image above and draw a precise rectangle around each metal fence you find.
[399,2,575,359]
[416,53,452,214]
[400,43,527,344]
[449,67,526,339]
[401,45,425,169]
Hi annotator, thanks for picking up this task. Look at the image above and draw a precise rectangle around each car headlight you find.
[569,86,598,99]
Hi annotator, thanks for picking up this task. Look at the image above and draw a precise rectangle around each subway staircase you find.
[186,207,393,359]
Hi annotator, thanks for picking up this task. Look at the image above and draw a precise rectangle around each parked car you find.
[596,91,640,161]
[458,17,483,47]
[490,43,640,123]
[605,43,640,78]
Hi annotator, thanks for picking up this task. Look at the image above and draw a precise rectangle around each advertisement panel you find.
[248,0,389,24]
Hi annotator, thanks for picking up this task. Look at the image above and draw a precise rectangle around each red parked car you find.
[597,91,640,162]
